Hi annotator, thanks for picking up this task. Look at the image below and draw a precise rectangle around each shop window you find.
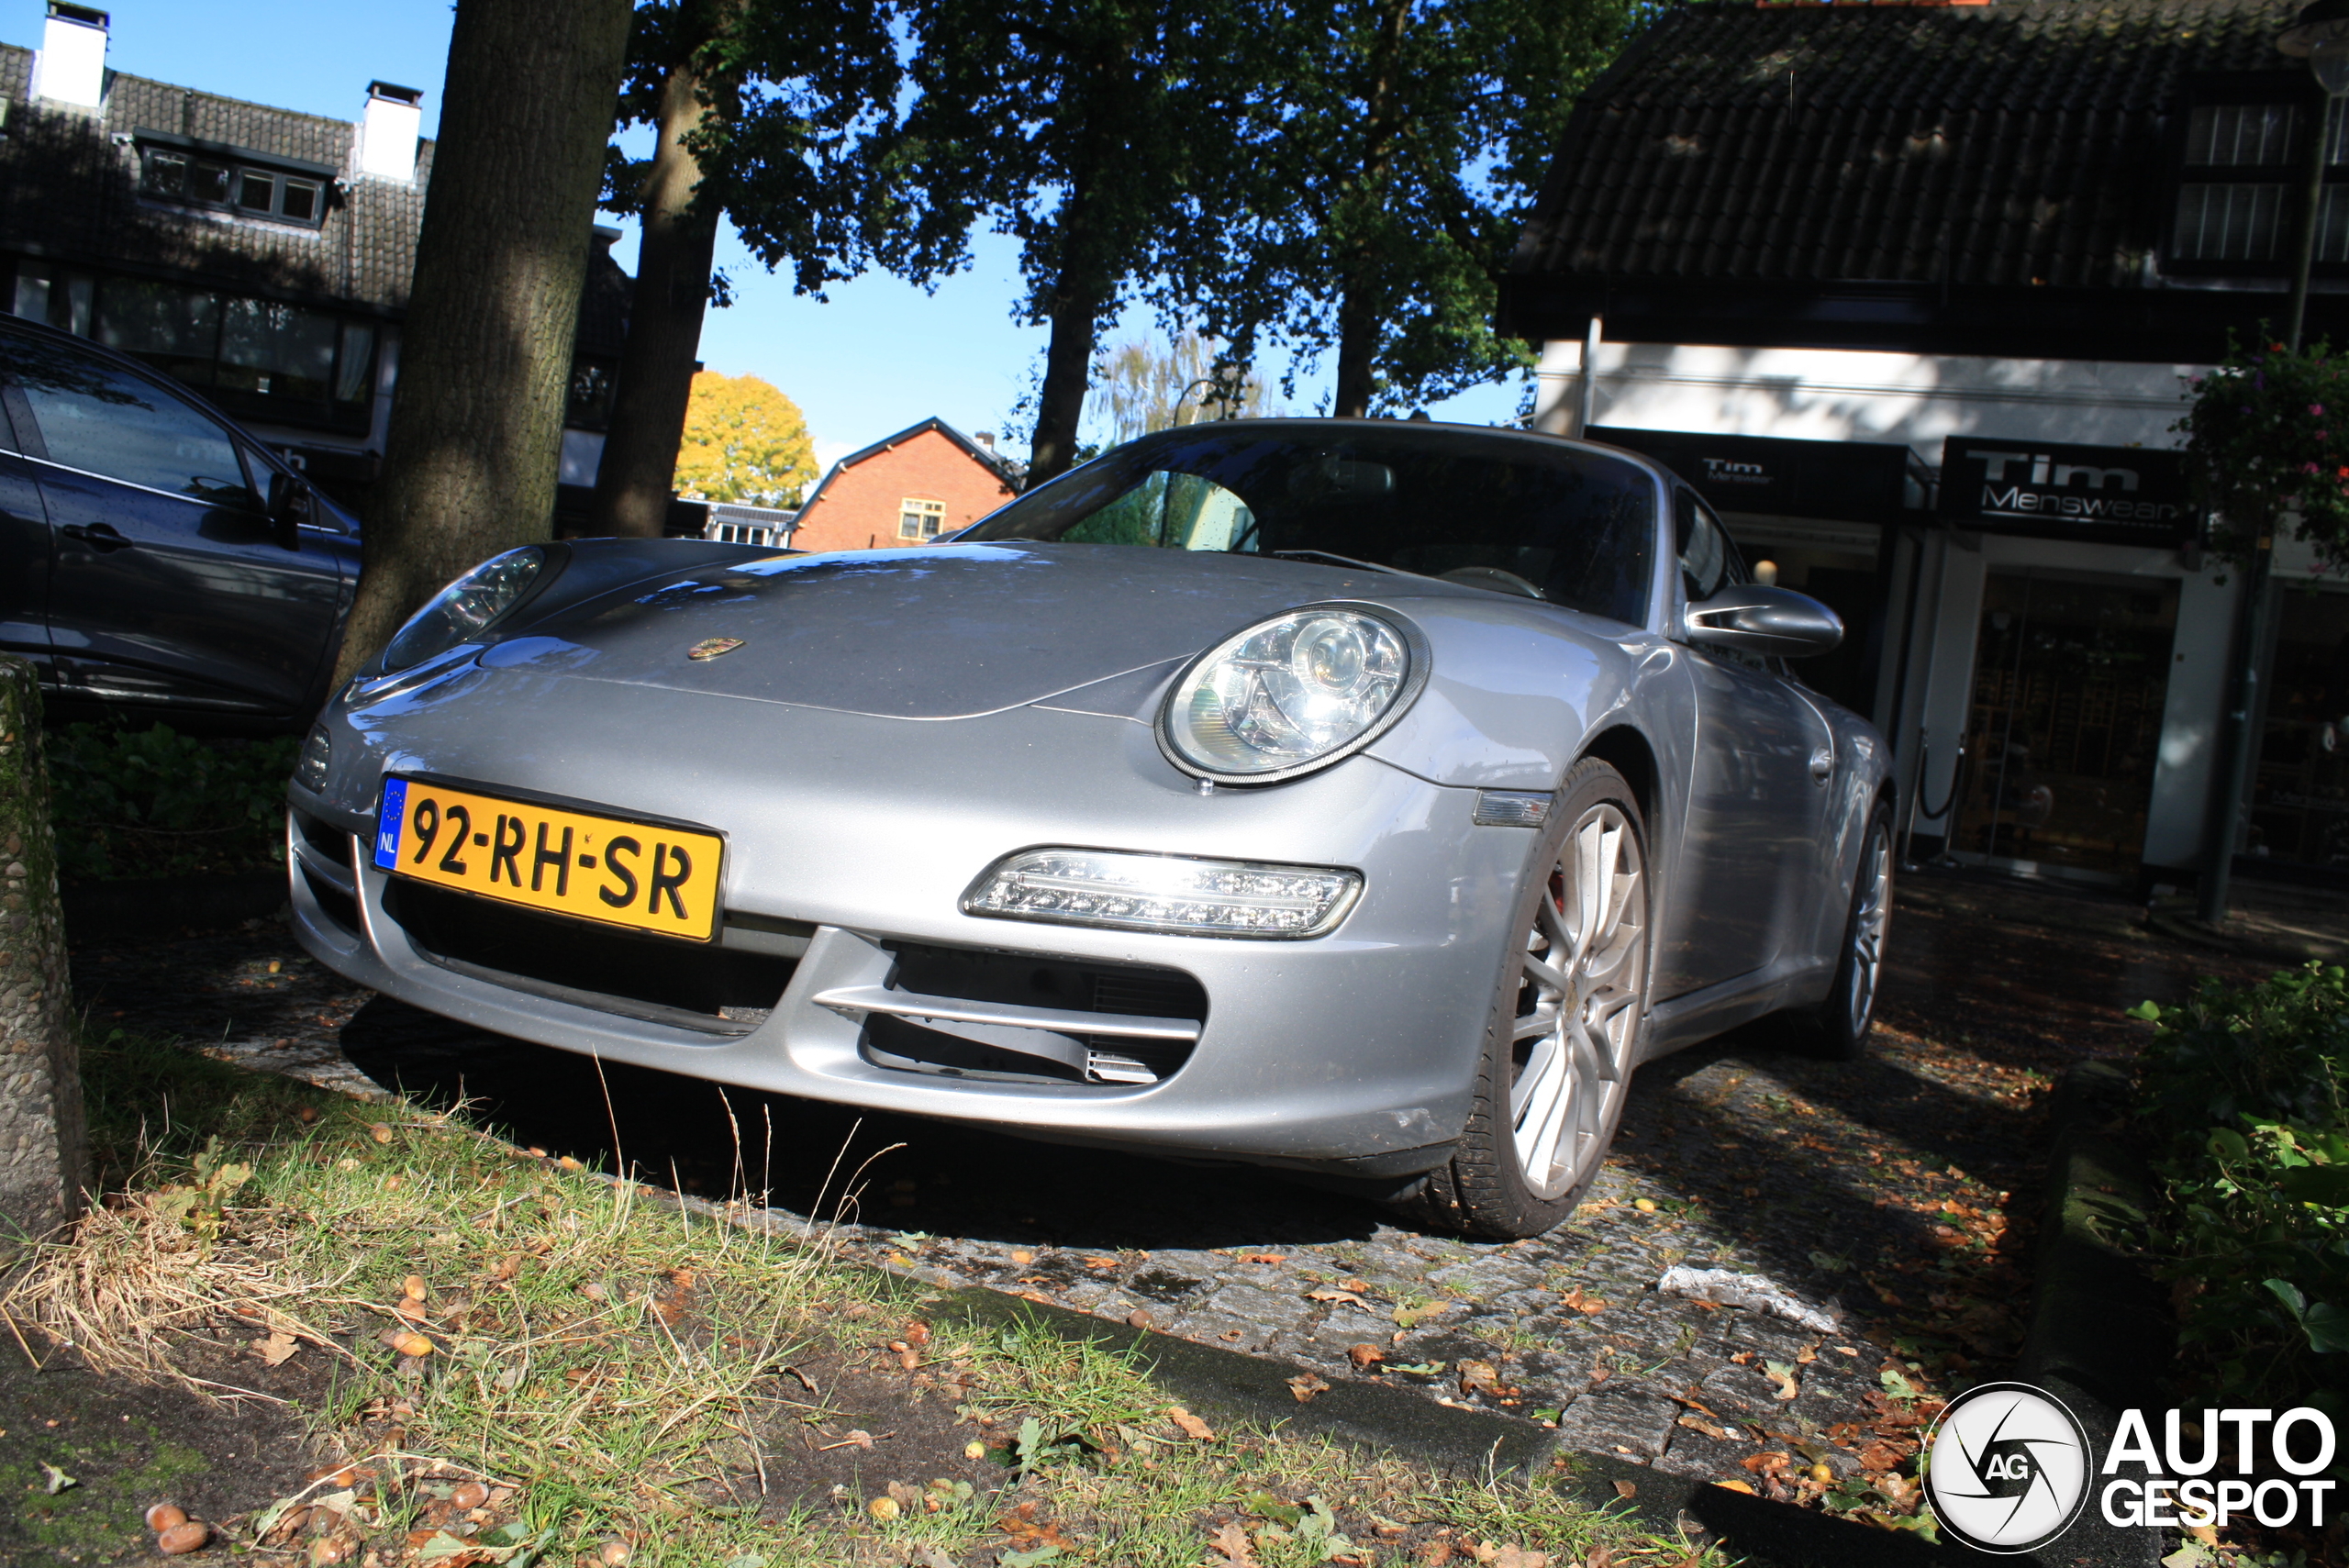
[899,498,946,539]
[1953,574,2179,880]
[2248,585,2349,872]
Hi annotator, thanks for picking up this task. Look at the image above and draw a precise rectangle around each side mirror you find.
[266,471,314,550]
[1683,584,1843,659]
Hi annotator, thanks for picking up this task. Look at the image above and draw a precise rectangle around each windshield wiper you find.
[1262,549,1414,577]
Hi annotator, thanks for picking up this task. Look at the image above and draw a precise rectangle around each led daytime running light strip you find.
[963,848,1363,940]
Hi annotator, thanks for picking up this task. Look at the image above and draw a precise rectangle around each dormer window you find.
[2170,80,2349,272]
[136,136,330,229]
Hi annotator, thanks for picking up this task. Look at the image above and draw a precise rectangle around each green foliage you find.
[2131,965,2349,1412]
[46,722,295,881]
[2176,334,2349,573]
[1194,0,1642,416]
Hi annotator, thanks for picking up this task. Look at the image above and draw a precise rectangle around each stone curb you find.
[2011,1060,2170,1568]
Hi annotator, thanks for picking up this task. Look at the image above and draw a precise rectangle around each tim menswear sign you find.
[1587,427,1913,526]
[1938,439,2201,548]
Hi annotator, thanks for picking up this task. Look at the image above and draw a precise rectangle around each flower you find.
[2304,462,2322,475]
[2315,405,2329,416]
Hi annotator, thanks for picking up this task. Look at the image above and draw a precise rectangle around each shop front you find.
[1924,440,2212,886]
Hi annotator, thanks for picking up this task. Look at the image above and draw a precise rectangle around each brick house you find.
[0,3,628,512]
[788,418,1020,553]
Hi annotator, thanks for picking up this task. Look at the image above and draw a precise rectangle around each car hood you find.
[481,541,1479,720]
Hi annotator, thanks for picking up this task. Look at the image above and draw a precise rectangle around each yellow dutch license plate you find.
[373,777,725,941]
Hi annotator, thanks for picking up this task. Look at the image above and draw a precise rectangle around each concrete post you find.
[0,656,83,1240]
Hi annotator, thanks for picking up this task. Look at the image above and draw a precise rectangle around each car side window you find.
[1675,485,1737,602]
[0,335,254,506]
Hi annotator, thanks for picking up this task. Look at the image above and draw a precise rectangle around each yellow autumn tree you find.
[674,372,817,506]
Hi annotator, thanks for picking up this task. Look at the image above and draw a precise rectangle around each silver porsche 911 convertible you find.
[288,419,1892,1239]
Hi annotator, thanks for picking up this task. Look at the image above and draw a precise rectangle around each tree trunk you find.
[0,658,82,1241]
[1328,0,1411,421]
[587,51,729,539]
[1029,276,1106,487]
[335,0,633,684]
[1332,272,1379,418]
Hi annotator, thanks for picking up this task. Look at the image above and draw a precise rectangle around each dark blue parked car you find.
[0,312,358,732]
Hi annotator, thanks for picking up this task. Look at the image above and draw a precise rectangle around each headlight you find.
[1158,604,1428,783]
[963,848,1362,939]
[294,724,330,792]
[380,547,550,673]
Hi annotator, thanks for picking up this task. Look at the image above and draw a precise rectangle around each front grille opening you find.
[861,941,1205,1086]
[383,880,794,1035]
[294,807,349,860]
[302,863,361,935]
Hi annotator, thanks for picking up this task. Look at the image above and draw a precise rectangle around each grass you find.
[2,1032,1738,1567]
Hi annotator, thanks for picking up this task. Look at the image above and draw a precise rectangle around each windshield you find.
[959,424,1658,627]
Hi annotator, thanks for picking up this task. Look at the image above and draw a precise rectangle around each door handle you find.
[61,523,134,551]
[1809,747,1834,784]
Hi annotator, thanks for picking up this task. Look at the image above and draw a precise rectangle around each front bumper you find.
[289,679,1542,1173]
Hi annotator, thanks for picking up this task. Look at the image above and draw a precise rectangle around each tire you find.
[1395,757,1650,1240]
[1799,802,1894,1061]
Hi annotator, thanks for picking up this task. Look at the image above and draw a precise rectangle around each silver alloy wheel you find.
[1508,802,1646,1201]
[1844,826,1892,1035]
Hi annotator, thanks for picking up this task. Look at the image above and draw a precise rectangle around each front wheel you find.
[1397,757,1649,1240]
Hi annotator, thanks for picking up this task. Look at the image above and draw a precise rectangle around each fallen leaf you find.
[39,1462,74,1495]
[818,1429,875,1451]
[1286,1372,1330,1403]
[1611,1479,1637,1501]
[1558,1287,1608,1316]
[1239,1252,1287,1265]
[1457,1360,1502,1396]
[255,1331,300,1366]
[1010,1249,1034,1264]
[1486,1548,1550,1568]
[1712,1479,1755,1495]
[1167,1407,1215,1440]
[1306,1288,1366,1304]
[1347,1343,1384,1370]
[1763,1362,1799,1401]
[1675,1413,1733,1440]
[1208,1518,1256,1563]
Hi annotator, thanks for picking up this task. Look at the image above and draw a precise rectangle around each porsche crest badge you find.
[687,637,746,662]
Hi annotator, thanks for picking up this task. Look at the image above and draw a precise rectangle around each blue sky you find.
[4,2,1528,469]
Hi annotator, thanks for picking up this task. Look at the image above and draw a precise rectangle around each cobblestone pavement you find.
[69,867,2266,1485]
